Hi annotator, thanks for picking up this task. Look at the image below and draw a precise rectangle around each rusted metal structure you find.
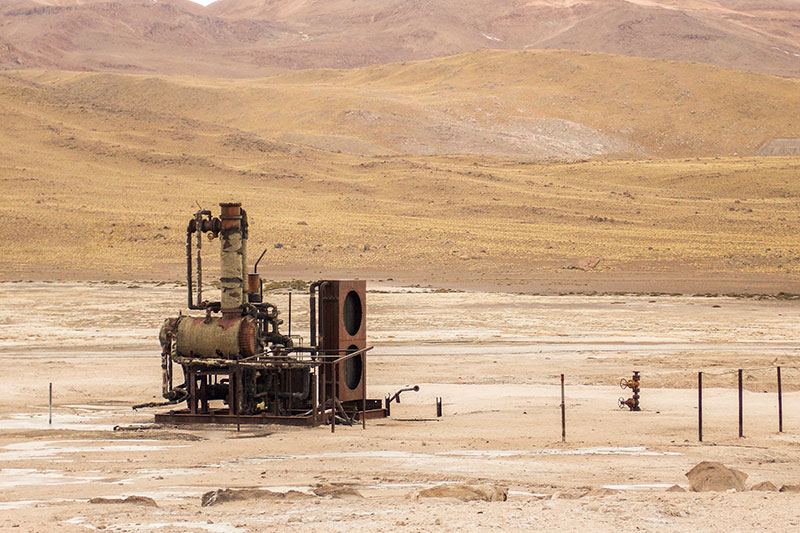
[618,370,641,411]
[152,202,387,427]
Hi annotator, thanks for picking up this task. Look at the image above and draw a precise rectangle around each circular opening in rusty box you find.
[343,290,363,336]
[344,344,363,390]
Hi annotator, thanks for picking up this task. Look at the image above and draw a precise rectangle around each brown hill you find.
[12,49,796,158]
[0,56,798,287]
[1,0,799,76]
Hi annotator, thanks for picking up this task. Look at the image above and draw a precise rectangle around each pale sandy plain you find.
[1,281,800,531]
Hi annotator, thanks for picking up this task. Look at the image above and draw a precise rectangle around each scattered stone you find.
[780,484,800,493]
[297,221,308,225]
[201,488,308,507]
[313,484,364,499]
[415,484,507,501]
[274,243,283,248]
[666,485,686,492]
[686,461,747,492]
[362,244,371,251]
[89,496,158,507]
[751,481,779,492]
[564,257,601,271]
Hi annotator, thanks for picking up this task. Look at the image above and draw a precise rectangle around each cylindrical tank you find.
[247,273,261,302]
[219,203,245,312]
[174,315,257,359]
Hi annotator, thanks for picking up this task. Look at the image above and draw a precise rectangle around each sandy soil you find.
[2,281,800,531]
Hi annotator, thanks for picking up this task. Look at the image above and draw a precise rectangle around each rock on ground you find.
[313,484,364,499]
[751,481,779,492]
[686,462,748,492]
[89,496,158,507]
[201,488,312,506]
[415,484,508,501]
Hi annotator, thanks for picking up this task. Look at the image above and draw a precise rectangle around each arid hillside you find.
[0,52,798,291]
[1,0,799,76]
[6,50,798,159]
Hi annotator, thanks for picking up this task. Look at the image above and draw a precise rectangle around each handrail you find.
[330,346,373,365]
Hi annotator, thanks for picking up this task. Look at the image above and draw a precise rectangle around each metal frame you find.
[155,347,387,427]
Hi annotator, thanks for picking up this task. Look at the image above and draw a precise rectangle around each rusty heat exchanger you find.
[149,202,387,427]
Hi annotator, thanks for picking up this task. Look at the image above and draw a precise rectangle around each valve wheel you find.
[618,397,627,409]
[620,378,630,389]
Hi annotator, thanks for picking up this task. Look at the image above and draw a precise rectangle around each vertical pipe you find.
[738,369,743,438]
[560,374,566,443]
[778,366,783,433]
[48,383,52,425]
[698,372,703,442]
[186,223,194,309]
[320,363,327,426]
[309,282,320,349]
[240,210,248,305]
[288,291,292,337]
[362,352,367,430]
[189,370,197,414]
[196,223,202,305]
[312,367,318,426]
[317,282,328,350]
[236,369,241,432]
[219,203,244,314]
[331,362,336,434]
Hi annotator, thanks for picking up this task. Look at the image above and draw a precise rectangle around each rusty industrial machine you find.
[151,202,387,427]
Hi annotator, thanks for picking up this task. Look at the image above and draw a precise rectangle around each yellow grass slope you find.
[0,50,798,291]
[14,50,800,158]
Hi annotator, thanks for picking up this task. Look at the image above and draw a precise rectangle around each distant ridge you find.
[1,0,799,76]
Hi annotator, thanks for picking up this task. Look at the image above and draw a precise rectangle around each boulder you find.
[666,485,686,493]
[751,481,779,492]
[415,484,508,502]
[89,496,158,507]
[313,484,364,499]
[201,488,307,507]
[780,484,800,493]
[685,461,747,492]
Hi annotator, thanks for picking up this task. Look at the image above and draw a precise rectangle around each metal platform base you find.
[155,405,388,427]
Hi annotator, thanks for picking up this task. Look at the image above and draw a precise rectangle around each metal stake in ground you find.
[560,374,566,443]
[698,372,703,442]
[738,369,743,438]
[49,382,52,425]
[778,366,783,433]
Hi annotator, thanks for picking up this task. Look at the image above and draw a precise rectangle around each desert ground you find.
[1,281,800,531]
[2,1,800,531]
